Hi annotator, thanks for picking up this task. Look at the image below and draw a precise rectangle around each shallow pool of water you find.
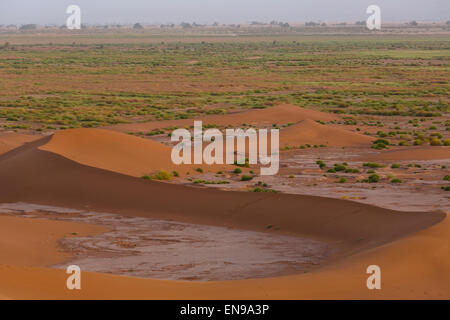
[0,202,333,281]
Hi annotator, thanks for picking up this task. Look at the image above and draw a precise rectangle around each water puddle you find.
[0,202,333,281]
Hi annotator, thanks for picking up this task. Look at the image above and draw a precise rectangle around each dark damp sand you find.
[0,203,333,281]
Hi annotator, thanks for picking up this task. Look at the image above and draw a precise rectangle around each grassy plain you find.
[0,29,448,132]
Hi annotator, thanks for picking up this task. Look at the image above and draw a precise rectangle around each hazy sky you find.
[0,0,448,25]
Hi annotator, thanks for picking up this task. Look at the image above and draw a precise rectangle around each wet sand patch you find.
[0,203,333,281]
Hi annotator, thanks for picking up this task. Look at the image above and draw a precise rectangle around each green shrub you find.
[336,177,347,183]
[391,163,401,169]
[196,168,204,173]
[368,174,380,183]
[444,175,450,181]
[345,168,360,174]
[249,187,276,193]
[430,138,441,146]
[373,138,389,145]
[233,168,242,174]
[241,175,253,181]
[391,178,403,183]
[363,162,384,168]
[334,164,347,172]
[152,170,171,180]
[441,186,450,191]
[430,132,443,139]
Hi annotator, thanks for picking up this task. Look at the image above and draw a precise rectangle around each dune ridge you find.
[0,137,442,249]
[0,133,39,155]
[0,136,447,299]
[39,128,230,177]
[109,104,340,133]
[280,119,374,147]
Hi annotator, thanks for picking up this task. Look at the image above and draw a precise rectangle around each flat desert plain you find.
[0,26,449,299]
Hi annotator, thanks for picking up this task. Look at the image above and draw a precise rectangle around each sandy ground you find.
[0,215,107,267]
[109,104,339,134]
[0,204,332,281]
[359,146,450,161]
[0,214,448,300]
[0,133,39,155]
[0,104,449,300]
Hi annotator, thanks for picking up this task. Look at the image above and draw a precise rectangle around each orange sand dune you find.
[109,104,340,133]
[0,133,39,155]
[0,215,107,267]
[39,128,230,177]
[1,137,440,252]
[360,146,450,161]
[280,119,375,147]
[0,214,448,299]
[0,137,447,299]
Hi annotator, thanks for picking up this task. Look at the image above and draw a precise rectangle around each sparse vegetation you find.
[241,175,253,181]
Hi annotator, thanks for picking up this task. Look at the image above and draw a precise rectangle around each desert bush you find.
[363,162,384,168]
[368,174,380,183]
[233,168,242,174]
[430,138,442,146]
[152,170,171,180]
[333,164,347,172]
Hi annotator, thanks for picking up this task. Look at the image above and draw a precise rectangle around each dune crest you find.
[39,128,228,177]
[110,104,340,133]
[280,119,374,147]
[0,136,447,299]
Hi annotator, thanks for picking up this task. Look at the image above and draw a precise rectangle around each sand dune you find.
[0,215,107,267]
[360,146,450,161]
[0,138,440,250]
[39,128,230,177]
[0,137,447,299]
[0,133,39,155]
[0,214,448,299]
[110,104,340,133]
[280,119,375,147]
